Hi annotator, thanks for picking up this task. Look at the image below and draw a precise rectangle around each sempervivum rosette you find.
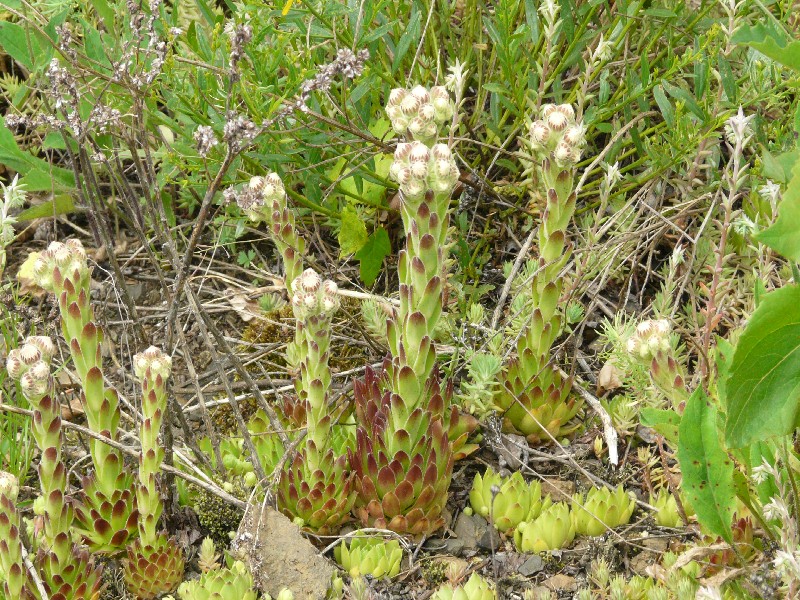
[123,534,185,599]
[349,365,453,536]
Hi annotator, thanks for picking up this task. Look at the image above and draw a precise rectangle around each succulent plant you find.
[350,364,453,536]
[494,105,586,444]
[123,534,185,599]
[572,485,636,537]
[334,536,403,579]
[236,173,305,294]
[5,339,106,600]
[276,269,356,533]
[468,468,543,533]
[649,489,683,528]
[430,573,497,600]
[0,471,34,600]
[176,538,257,600]
[514,501,575,553]
[626,319,689,411]
[31,240,137,553]
[123,346,185,598]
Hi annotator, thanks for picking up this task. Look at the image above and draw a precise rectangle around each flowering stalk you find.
[5,338,104,598]
[626,319,689,411]
[123,346,185,599]
[131,346,172,545]
[31,239,137,552]
[348,86,469,537]
[276,269,356,533]
[494,104,586,444]
[235,173,305,295]
[0,472,32,600]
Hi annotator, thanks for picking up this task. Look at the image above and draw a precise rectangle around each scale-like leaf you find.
[723,286,800,447]
[678,387,734,543]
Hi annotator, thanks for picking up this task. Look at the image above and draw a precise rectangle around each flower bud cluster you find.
[6,336,55,400]
[529,104,585,166]
[234,172,287,223]
[291,268,339,318]
[385,85,454,142]
[625,319,671,362]
[390,141,459,198]
[32,238,88,292]
[133,346,173,382]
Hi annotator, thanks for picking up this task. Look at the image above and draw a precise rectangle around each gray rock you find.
[233,503,333,599]
[518,554,544,576]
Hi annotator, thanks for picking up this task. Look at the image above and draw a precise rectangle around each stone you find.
[452,512,500,552]
[542,573,577,592]
[541,478,575,502]
[233,503,333,599]
[518,554,544,577]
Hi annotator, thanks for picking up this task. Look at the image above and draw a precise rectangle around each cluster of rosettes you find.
[32,238,88,291]
[290,268,339,318]
[6,336,56,400]
[626,319,671,362]
[529,103,585,166]
[233,173,287,222]
[389,141,459,198]
[133,346,173,381]
[385,85,454,141]
[334,536,403,579]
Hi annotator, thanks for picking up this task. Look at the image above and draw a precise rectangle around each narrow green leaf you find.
[731,23,800,73]
[723,285,800,447]
[678,387,735,543]
[653,85,674,127]
[16,195,75,221]
[756,153,800,261]
[718,55,736,102]
[355,227,390,287]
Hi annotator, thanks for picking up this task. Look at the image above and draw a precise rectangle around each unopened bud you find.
[410,85,430,104]
[555,104,575,121]
[0,471,19,502]
[297,269,322,293]
[530,121,551,146]
[388,88,406,106]
[546,110,569,132]
[26,337,56,363]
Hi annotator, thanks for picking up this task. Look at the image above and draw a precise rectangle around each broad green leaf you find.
[338,205,368,256]
[0,21,36,71]
[761,147,799,184]
[757,153,800,260]
[640,408,681,446]
[355,227,391,287]
[731,23,800,73]
[678,387,735,543]
[0,117,75,190]
[723,285,800,447]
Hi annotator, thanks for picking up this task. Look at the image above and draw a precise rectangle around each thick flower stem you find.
[494,104,586,444]
[31,240,136,553]
[0,472,32,600]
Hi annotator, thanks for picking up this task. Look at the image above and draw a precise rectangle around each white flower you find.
[696,586,722,600]
[591,34,613,64]
[724,106,754,146]
[604,162,621,192]
[445,59,468,96]
[759,180,781,209]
